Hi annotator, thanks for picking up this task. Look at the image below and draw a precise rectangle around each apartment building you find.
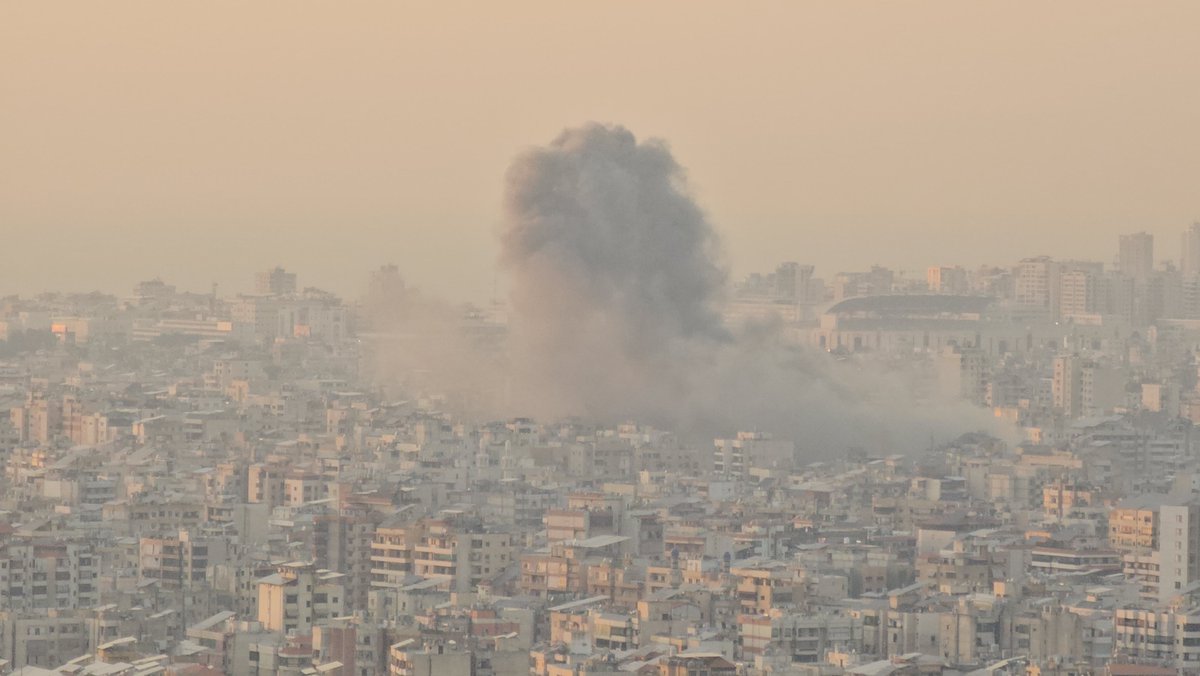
[0,540,98,611]
[411,518,515,594]
[256,562,347,636]
[1113,604,1200,668]
[138,529,229,590]
[713,432,796,478]
[739,611,861,664]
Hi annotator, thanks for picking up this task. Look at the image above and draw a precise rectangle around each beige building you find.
[0,611,89,670]
[388,639,472,676]
[370,519,424,590]
[248,462,288,508]
[0,540,99,612]
[101,499,204,538]
[256,266,298,296]
[1159,502,1200,603]
[1059,268,1097,318]
[139,529,229,590]
[713,432,796,478]
[411,519,515,594]
[1108,497,1161,552]
[927,266,969,295]
[256,562,346,636]
[544,493,623,543]
[1042,482,1101,520]
[1114,603,1200,668]
[730,564,800,615]
[739,610,861,664]
[937,344,988,404]
[1052,355,1125,419]
[1015,257,1061,317]
[1119,231,1154,281]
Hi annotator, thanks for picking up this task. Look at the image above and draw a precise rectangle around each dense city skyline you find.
[7,3,1200,675]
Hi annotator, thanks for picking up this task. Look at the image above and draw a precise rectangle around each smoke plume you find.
[500,123,1005,454]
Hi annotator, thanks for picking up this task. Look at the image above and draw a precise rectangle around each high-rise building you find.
[937,345,987,405]
[1119,232,1154,280]
[1052,355,1083,418]
[1157,501,1200,604]
[1108,497,1160,552]
[1058,269,1096,318]
[370,518,424,590]
[927,266,969,295]
[0,540,99,611]
[774,262,816,302]
[1146,265,1183,322]
[1181,277,1200,319]
[1097,272,1136,322]
[833,266,894,300]
[255,266,297,296]
[139,530,229,590]
[1051,355,1123,419]
[313,498,385,612]
[10,392,63,445]
[410,517,516,594]
[1014,257,1060,317]
[1182,222,1200,279]
[367,264,405,299]
[713,431,797,477]
[256,562,346,635]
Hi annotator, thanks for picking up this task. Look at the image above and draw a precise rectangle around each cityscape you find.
[4,219,1200,674]
[6,2,1200,675]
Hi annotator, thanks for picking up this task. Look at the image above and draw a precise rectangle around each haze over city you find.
[7,4,1200,676]
[4,2,1200,300]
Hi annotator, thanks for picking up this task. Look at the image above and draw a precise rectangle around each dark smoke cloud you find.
[500,123,1007,454]
[500,123,728,419]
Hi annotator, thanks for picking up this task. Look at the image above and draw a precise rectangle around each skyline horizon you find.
[4,217,1199,304]
[6,2,1200,304]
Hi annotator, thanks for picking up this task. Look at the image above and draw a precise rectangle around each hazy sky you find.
[3,2,1199,302]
